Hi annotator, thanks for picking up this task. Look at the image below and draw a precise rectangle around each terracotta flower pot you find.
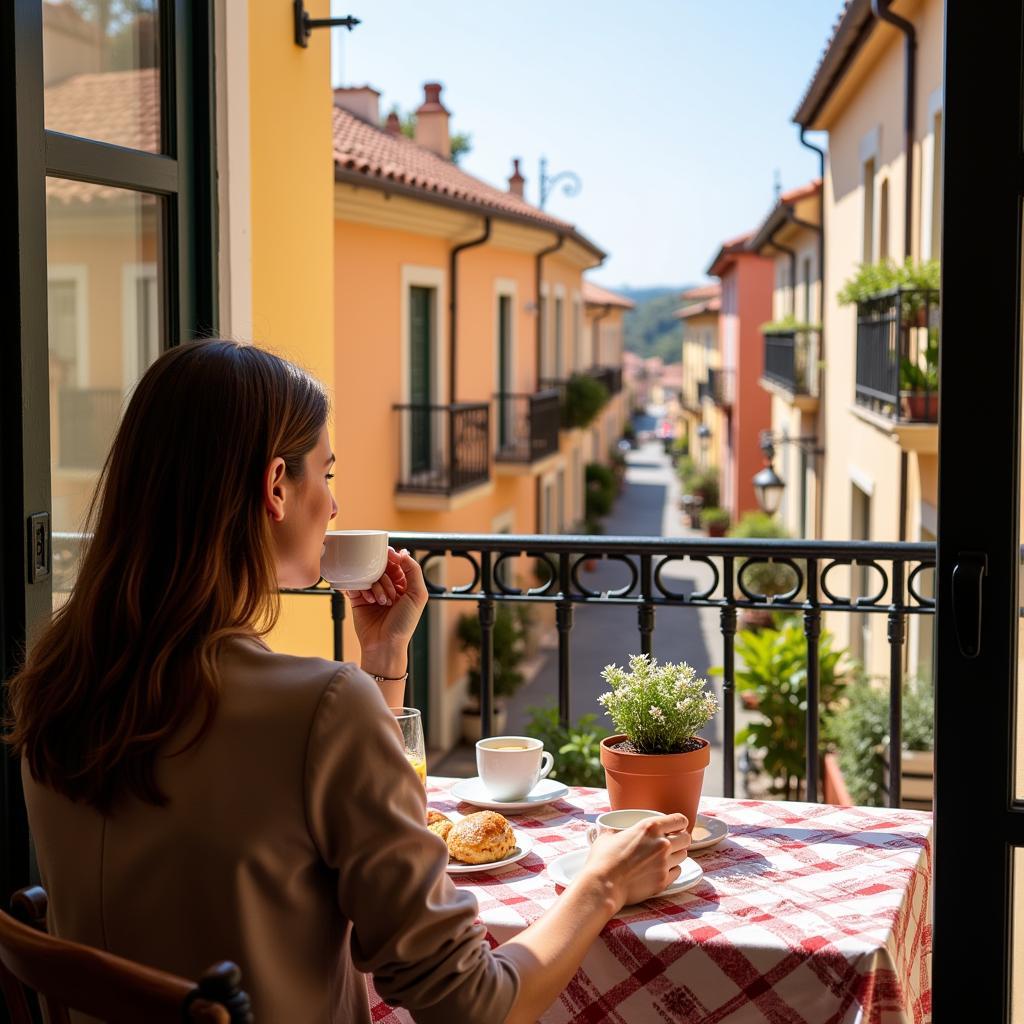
[599,734,710,831]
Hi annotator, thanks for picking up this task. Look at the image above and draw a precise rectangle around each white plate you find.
[548,847,703,900]
[689,814,729,853]
[450,776,570,812]
[446,830,534,874]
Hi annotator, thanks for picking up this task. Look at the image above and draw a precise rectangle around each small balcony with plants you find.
[700,366,734,408]
[760,315,820,407]
[493,389,561,472]
[841,259,940,446]
[392,402,491,508]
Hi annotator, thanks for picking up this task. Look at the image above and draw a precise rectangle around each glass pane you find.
[43,0,161,153]
[46,179,163,602]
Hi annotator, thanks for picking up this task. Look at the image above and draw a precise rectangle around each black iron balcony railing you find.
[58,388,123,470]
[392,402,490,495]
[494,390,561,464]
[51,531,936,807]
[588,365,621,396]
[700,367,734,406]
[762,329,818,396]
[855,287,939,423]
[286,533,935,809]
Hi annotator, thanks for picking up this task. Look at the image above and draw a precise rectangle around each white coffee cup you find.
[586,808,688,845]
[476,736,554,802]
[321,530,389,591]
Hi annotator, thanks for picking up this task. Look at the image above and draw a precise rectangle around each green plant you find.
[671,436,689,457]
[760,314,822,333]
[583,515,605,536]
[711,617,849,799]
[585,462,617,519]
[700,506,730,530]
[688,467,719,507]
[676,454,696,486]
[598,654,719,755]
[837,258,940,307]
[456,604,531,701]
[823,675,934,806]
[899,328,939,391]
[728,512,798,597]
[524,704,609,787]
[564,373,609,429]
[622,420,637,442]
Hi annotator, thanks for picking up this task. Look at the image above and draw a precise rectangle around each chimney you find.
[385,110,402,136]
[507,158,525,198]
[333,85,381,124]
[414,82,450,159]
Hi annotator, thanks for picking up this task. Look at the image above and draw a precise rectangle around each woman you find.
[7,340,690,1023]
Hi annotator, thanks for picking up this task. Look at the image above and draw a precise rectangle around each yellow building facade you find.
[675,285,722,473]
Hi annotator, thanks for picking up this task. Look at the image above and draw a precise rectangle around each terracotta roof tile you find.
[674,297,721,320]
[45,68,159,205]
[332,106,603,257]
[582,281,635,309]
[680,283,720,301]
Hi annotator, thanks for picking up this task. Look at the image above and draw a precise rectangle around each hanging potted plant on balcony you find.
[598,655,718,828]
[899,328,939,421]
[457,604,531,743]
[728,512,799,630]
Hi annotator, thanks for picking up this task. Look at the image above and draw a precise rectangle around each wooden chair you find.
[0,886,253,1023]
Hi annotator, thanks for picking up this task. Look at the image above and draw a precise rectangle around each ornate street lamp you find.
[539,157,582,210]
[753,434,785,515]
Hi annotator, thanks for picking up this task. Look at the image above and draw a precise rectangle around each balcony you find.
[700,367,734,407]
[538,370,612,430]
[291,531,935,809]
[393,402,491,507]
[854,288,939,444]
[761,328,818,405]
[589,365,622,396]
[493,390,561,469]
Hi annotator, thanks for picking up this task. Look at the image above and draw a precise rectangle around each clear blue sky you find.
[330,0,841,289]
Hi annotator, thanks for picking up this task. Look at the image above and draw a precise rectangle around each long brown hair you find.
[6,340,328,812]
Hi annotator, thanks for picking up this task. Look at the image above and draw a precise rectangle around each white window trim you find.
[921,87,944,261]
[571,289,583,373]
[214,0,252,339]
[47,264,90,388]
[400,265,447,483]
[848,464,875,497]
[121,262,158,391]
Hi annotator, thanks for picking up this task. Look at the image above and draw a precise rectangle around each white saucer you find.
[447,831,534,874]
[450,776,570,812]
[548,847,703,900]
[689,814,729,853]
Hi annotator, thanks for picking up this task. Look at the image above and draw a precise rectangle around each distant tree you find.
[390,107,472,165]
[69,0,157,69]
[621,288,685,365]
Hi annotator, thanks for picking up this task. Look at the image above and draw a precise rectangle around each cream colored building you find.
[749,181,823,538]
[675,284,722,469]
[583,280,634,467]
[794,0,941,679]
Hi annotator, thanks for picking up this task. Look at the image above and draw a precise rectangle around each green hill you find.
[618,285,693,365]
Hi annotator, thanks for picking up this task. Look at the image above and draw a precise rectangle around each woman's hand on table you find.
[578,813,691,911]
[348,548,428,684]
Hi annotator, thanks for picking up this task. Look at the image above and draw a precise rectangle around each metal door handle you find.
[952,551,987,658]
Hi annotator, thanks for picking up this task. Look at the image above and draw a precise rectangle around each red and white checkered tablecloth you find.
[369,778,932,1024]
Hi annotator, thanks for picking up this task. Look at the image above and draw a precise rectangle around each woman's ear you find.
[264,456,287,522]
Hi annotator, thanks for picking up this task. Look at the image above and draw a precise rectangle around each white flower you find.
[649,705,665,721]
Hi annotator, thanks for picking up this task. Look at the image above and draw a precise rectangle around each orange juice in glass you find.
[394,707,426,786]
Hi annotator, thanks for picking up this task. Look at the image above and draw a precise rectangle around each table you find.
[369,778,932,1024]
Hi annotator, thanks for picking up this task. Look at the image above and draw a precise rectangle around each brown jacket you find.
[22,637,519,1023]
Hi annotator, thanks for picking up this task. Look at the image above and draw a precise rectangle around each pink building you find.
[706,233,774,520]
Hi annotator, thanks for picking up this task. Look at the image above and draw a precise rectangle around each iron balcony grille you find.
[762,329,818,396]
[494,390,561,463]
[855,287,940,423]
[701,368,734,406]
[393,402,490,495]
[54,531,936,809]
[588,365,621,396]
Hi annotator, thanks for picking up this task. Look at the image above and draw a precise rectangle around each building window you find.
[863,157,876,262]
[802,257,812,323]
[879,177,890,261]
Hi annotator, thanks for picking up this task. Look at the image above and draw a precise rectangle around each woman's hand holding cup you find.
[578,810,691,910]
[347,547,429,656]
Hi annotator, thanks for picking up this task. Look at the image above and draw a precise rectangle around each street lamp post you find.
[539,157,582,210]
[752,434,785,516]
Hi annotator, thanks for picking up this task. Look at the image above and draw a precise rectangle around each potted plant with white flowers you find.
[598,654,719,831]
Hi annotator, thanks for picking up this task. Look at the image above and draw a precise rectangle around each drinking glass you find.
[394,707,426,786]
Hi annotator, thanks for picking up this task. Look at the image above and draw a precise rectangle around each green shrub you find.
[823,675,934,806]
[688,467,719,507]
[728,511,798,596]
[700,506,730,530]
[676,454,696,486]
[524,704,609,787]
[837,258,940,307]
[760,314,821,332]
[711,616,849,800]
[456,604,531,700]
[622,420,636,441]
[564,373,609,428]
[585,462,617,519]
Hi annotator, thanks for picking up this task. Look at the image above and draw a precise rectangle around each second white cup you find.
[321,530,388,591]
[476,736,554,802]
[586,808,688,845]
